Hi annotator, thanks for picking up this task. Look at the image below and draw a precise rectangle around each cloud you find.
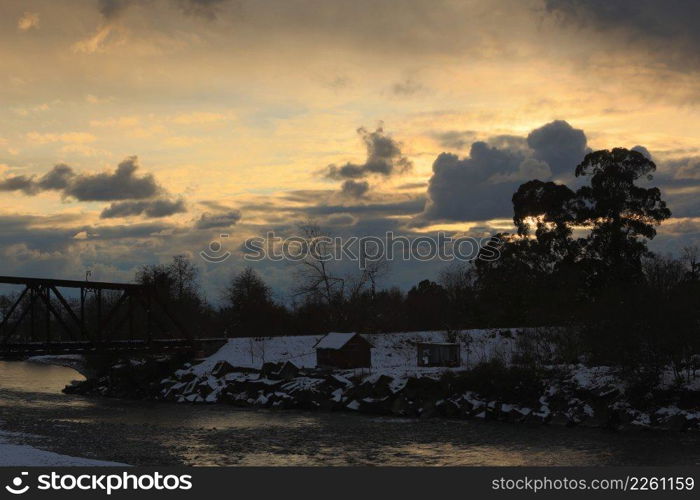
[0,156,162,201]
[526,120,589,177]
[0,175,38,195]
[340,179,370,198]
[324,126,412,180]
[665,156,700,181]
[420,120,589,223]
[391,78,424,96]
[632,145,653,160]
[38,164,74,190]
[100,198,187,218]
[66,156,160,201]
[325,213,357,226]
[544,0,700,70]
[307,198,425,217]
[196,209,242,229]
[432,130,477,150]
[17,12,40,31]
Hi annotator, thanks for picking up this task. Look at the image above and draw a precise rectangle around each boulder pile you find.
[157,360,700,431]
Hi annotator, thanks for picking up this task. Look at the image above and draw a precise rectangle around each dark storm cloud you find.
[196,209,242,229]
[422,146,527,222]
[340,179,369,198]
[0,156,161,202]
[65,156,160,201]
[324,126,412,180]
[100,198,187,219]
[527,120,589,177]
[645,153,700,219]
[38,164,74,190]
[420,120,589,223]
[0,175,37,195]
[0,214,82,252]
[544,0,700,69]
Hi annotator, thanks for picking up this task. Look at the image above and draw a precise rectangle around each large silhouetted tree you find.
[574,148,671,287]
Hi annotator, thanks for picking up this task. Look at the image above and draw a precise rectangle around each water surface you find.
[1,361,698,466]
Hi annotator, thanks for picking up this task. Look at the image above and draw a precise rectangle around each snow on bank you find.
[192,329,521,377]
[0,430,126,466]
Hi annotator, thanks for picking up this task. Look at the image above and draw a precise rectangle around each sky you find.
[1,0,699,301]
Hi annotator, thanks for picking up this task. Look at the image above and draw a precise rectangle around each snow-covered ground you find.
[192,329,521,377]
[0,430,126,466]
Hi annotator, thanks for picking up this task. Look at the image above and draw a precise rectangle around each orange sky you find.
[1,0,698,294]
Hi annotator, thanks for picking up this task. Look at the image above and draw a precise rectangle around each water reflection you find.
[0,360,84,394]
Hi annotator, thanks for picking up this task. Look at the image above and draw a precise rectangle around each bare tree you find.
[168,254,200,301]
[349,258,390,299]
[293,221,345,306]
[682,245,700,281]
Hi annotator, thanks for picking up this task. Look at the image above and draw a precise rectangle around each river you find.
[1,360,699,466]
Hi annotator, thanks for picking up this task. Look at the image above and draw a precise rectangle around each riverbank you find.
[62,330,700,433]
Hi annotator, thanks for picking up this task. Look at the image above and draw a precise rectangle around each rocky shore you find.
[66,356,700,432]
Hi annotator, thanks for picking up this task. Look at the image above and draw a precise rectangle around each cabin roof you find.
[315,332,366,350]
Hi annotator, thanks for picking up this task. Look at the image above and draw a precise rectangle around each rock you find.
[391,395,417,417]
[420,400,438,419]
[499,404,523,423]
[549,412,570,427]
[260,361,299,381]
[359,397,392,415]
[211,360,238,378]
[660,414,689,432]
[403,377,443,403]
[176,371,197,383]
[195,380,215,397]
[441,399,461,418]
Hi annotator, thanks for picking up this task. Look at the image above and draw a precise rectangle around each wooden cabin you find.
[315,332,372,369]
[416,342,461,367]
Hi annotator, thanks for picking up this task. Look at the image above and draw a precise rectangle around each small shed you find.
[416,342,461,367]
[315,332,372,369]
